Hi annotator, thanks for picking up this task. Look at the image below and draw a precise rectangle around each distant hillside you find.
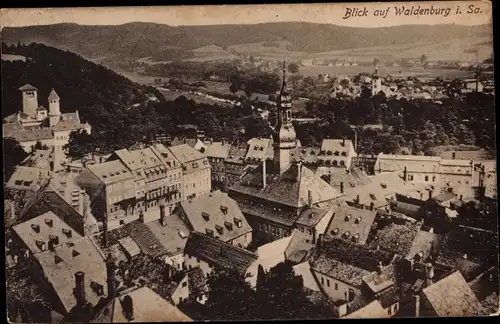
[1,42,166,151]
[1,22,492,62]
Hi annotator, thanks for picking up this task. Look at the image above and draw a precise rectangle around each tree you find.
[63,129,97,160]
[205,267,258,321]
[287,63,299,74]
[420,54,428,64]
[4,137,28,179]
[372,57,380,67]
[33,141,49,151]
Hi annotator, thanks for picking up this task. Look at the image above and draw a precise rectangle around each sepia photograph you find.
[1,1,497,321]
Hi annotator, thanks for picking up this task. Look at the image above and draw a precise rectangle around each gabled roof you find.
[422,270,484,316]
[343,300,388,319]
[204,141,231,159]
[293,261,321,292]
[168,144,206,163]
[146,216,190,256]
[310,254,370,287]
[19,84,38,91]
[296,207,329,227]
[245,137,273,162]
[285,230,315,264]
[180,190,251,243]
[406,230,438,261]
[34,237,107,313]
[230,162,341,208]
[184,232,257,275]
[87,160,135,185]
[366,221,422,256]
[112,287,192,322]
[325,205,378,245]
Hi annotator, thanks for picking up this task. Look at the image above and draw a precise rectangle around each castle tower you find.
[371,67,382,96]
[48,89,61,127]
[19,84,39,118]
[273,61,297,174]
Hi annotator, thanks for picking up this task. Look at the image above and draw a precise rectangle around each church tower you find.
[19,84,39,118]
[371,67,382,96]
[273,61,297,174]
[48,89,61,127]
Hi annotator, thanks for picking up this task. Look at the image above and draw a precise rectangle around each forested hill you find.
[2,42,166,151]
[1,22,491,60]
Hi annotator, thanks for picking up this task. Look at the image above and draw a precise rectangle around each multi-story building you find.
[177,190,253,248]
[229,66,342,245]
[169,144,211,200]
[224,145,250,190]
[204,141,231,189]
[3,85,91,152]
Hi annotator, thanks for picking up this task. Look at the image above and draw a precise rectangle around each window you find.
[348,289,355,302]
[432,176,436,182]
[182,282,187,288]
[425,176,429,181]
[394,303,398,314]
[334,283,338,290]
[388,307,392,316]
[321,277,324,285]
[409,175,414,181]
[326,279,330,287]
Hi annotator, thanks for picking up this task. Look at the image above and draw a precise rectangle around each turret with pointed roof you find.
[273,61,297,174]
[49,88,61,127]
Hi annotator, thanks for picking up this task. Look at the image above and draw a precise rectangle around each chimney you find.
[452,152,456,159]
[459,194,463,201]
[403,166,408,181]
[308,190,313,207]
[160,205,166,226]
[377,261,383,274]
[425,263,435,287]
[340,182,344,194]
[74,271,86,307]
[296,162,302,183]
[413,295,420,317]
[317,234,324,252]
[428,190,433,200]
[99,156,104,164]
[356,194,360,204]
[139,211,144,223]
[370,202,374,211]
[106,257,116,300]
[342,137,346,146]
[262,159,267,189]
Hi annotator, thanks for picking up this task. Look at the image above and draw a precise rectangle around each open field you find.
[298,65,476,79]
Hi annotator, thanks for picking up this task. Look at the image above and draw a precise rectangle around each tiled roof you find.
[184,232,257,275]
[369,171,417,198]
[204,141,231,159]
[325,205,378,245]
[433,192,457,203]
[146,216,190,256]
[237,200,297,226]
[19,84,38,91]
[180,190,251,243]
[170,137,199,148]
[48,89,60,100]
[87,160,135,185]
[320,139,354,156]
[51,113,87,132]
[230,162,341,208]
[118,236,142,259]
[343,300,388,319]
[168,144,206,163]
[455,257,487,282]
[422,270,484,316]
[245,138,273,162]
[468,267,499,302]
[440,150,495,161]
[285,230,315,264]
[150,144,182,168]
[225,145,248,164]
[310,254,370,286]
[5,128,54,142]
[375,154,441,173]
[187,267,207,296]
[319,237,395,271]
[406,230,438,261]
[366,221,422,256]
[344,181,389,209]
[296,207,329,227]
[293,261,321,292]
[324,167,371,193]
[12,210,83,254]
[34,237,107,313]
[128,221,169,258]
[6,166,51,191]
[112,287,193,322]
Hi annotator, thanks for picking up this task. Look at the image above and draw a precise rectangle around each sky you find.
[0,2,492,28]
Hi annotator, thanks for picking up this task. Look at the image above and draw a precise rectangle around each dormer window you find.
[49,234,59,246]
[206,228,214,237]
[343,231,351,239]
[331,228,339,235]
[355,217,362,224]
[224,221,233,231]
[202,212,210,221]
[62,228,72,238]
[352,234,360,243]
[344,214,352,222]
[334,151,339,156]
[380,183,387,189]
[31,224,41,233]
[369,194,376,200]
[45,218,53,227]
[178,230,187,239]
[220,206,228,214]
[54,255,63,264]
[192,162,198,168]
[234,218,242,228]
[215,225,224,235]
[341,152,347,157]
[36,240,46,251]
